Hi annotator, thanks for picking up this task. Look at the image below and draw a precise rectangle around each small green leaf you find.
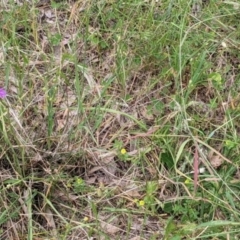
[49,33,62,46]
[208,72,223,88]
[225,140,236,149]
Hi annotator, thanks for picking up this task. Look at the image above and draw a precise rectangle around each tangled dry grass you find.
[1,0,240,239]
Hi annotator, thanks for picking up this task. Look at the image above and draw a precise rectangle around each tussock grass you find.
[1,0,240,239]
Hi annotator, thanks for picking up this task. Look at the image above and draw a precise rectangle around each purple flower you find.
[0,88,7,98]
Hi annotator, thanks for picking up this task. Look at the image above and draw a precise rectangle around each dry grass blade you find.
[194,144,199,192]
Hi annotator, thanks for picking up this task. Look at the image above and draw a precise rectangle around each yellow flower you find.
[120,148,127,155]
[83,216,89,222]
[184,178,191,184]
[139,200,145,206]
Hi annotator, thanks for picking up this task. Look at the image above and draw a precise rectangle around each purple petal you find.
[0,88,7,98]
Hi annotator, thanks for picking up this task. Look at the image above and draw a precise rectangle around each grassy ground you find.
[1,0,240,239]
